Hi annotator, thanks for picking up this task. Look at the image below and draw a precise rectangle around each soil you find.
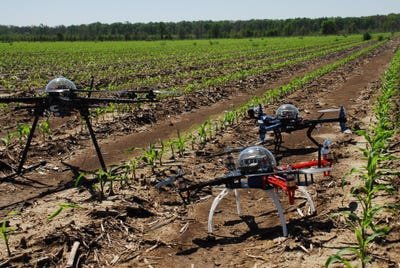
[0,39,399,267]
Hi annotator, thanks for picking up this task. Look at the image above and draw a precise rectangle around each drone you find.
[0,77,158,180]
[156,143,334,236]
[247,103,350,163]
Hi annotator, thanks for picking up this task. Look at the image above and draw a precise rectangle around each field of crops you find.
[0,35,368,91]
[0,34,399,267]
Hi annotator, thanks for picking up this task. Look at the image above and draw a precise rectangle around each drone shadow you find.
[177,215,334,255]
[0,174,51,188]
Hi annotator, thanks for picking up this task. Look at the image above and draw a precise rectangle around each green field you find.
[0,35,374,91]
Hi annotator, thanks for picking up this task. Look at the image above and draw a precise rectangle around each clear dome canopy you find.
[45,77,76,93]
[238,146,276,173]
[276,104,299,120]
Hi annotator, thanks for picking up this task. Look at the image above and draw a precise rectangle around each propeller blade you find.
[262,122,282,132]
[155,177,175,188]
[155,170,185,188]
[153,90,180,95]
[318,108,340,113]
[299,167,332,174]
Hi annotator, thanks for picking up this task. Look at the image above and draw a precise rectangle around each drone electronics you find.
[156,144,334,236]
[248,103,349,164]
[0,77,158,181]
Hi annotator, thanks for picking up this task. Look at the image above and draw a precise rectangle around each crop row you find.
[0,35,365,90]
[326,44,400,268]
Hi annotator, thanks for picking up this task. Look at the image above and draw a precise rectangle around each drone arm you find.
[76,97,156,105]
[307,106,348,132]
[0,97,45,104]
[184,173,243,192]
[259,122,282,141]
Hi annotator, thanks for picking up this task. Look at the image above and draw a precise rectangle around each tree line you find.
[0,13,399,42]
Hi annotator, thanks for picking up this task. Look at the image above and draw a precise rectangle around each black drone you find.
[248,103,350,161]
[0,77,157,180]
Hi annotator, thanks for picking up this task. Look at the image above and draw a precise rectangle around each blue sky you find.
[1,0,399,26]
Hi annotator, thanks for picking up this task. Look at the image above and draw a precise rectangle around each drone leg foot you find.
[297,186,316,215]
[267,189,287,237]
[234,189,241,215]
[208,188,230,234]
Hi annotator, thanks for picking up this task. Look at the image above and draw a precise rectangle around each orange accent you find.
[266,175,297,204]
[290,159,332,169]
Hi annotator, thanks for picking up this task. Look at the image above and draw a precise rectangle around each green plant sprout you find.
[16,123,31,145]
[38,119,51,141]
[0,220,14,257]
[142,143,158,172]
[48,203,80,221]
[326,47,400,268]
[1,131,15,150]
[198,121,208,147]
[174,130,187,157]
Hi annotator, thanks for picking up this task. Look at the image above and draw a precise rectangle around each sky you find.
[1,0,400,27]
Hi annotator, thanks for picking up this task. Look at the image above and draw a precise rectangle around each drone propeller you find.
[152,89,180,96]
[155,169,185,189]
[317,106,350,133]
[261,122,282,131]
[298,167,332,174]
[318,108,340,113]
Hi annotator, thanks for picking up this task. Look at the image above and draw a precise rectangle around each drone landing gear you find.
[207,188,288,237]
[273,130,283,152]
[1,108,108,182]
[0,108,47,182]
[79,109,107,171]
[294,186,316,217]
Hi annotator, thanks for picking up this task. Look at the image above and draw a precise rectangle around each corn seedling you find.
[127,158,139,180]
[207,121,214,140]
[158,140,165,165]
[16,123,31,146]
[142,143,158,172]
[326,47,399,268]
[175,130,187,157]
[98,168,119,197]
[38,119,51,141]
[0,220,13,257]
[48,203,80,221]
[1,131,15,150]
[223,110,236,128]
[198,121,208,147]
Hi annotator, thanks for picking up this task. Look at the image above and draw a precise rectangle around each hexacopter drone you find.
[156,142,334,236]
[248,103,349,160]
[0,77,157,180]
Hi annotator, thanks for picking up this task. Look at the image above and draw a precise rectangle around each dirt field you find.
[0,38,399,267]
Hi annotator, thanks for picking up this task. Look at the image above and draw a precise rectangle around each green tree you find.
[321,19,338,35]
